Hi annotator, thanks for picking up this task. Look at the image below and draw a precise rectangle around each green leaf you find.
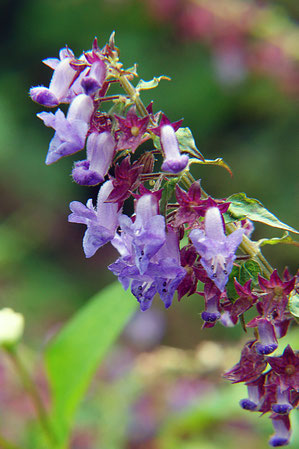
[289,290,299,318]
[160,177,179,216]
[45,282,138,448]
[257,232,299,247]
[136,75,170,91]
[239,260,261,285]
[189,157,232,176]
[225,260,261,301]
[227,193,299,234]
[175,128,205,161]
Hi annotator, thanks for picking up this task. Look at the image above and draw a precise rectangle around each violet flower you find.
[109,228,186,311]
[247,318,278,355]
[30,47,76,107]
[269,415,291,447]
[118,194,166,275]
[240,376,265,411]
[37,93,94,165]
[152,114,188,174]
[72,131,115,185]
[189,207,244,291]
[81,59,107,96]
[68,180,120,258]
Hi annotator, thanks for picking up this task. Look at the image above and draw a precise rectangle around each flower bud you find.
[0,308,24,348]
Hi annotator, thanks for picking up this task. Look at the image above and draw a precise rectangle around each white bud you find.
[0,308,24,348]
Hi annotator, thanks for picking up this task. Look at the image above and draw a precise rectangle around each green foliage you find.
[175,127,205,161]
[45,282,137,448]
[226,260,261,301]
[190,157,232,176]
[136,75,170,92]
[227,193,299,233]
[257,232,299,248]
[160,177,179,216]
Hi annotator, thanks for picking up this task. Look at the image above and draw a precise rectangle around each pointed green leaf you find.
[45,282,138,448]
[175,128,205,161]
[136,75,170,91]
[227,193,299,234]
[257,232,299,247]
[225,260,261,301]
[189,157,232,176]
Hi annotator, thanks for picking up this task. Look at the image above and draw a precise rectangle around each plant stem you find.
[0,434,25,449]
[118,74,273,279]
[5,347,56,446]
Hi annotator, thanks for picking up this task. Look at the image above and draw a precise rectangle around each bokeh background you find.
[0,0,298,448]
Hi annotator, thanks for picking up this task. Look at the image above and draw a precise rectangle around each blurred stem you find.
[119,74,273,279]
[0,434,24,449]
[5,346,56,447]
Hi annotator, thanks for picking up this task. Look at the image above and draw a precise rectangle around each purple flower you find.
[269,415,291,447]
[72,131,115,185]
[152,114,188,174]
[247,318,278,355]
[109,228,186,311]
[271,388,293,415]
[37,93,94,164]
[189,207,244,291]
[68,180,120,257]
[30,47,76,107]
[118,194,166,275]
[81,59,106,96]
[240,376,265,411]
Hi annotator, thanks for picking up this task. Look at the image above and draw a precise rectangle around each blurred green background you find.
[0,0,298,448]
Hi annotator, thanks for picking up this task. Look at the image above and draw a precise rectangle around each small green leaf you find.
[289,290,299,318]
[45,282,138,448]
[226,260,261,301]
[226,265,240,301]
[160,177,179,216]
[227,193,299,234]
[257,232,299,247]
[136,75,170,91]
[239,260,261,285]
[175,128,205,161]
[189,157,232,176]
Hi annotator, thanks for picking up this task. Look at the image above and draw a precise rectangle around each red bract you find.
[106,155,144,204]
[223,340,267,383]
[267,345,299,391]
[174,182,230,227]
[115,107,150,153]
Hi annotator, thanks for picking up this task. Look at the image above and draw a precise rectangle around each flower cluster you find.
[30,35,298,446]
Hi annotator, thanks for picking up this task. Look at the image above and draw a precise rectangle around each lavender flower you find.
[81,59,106,96]
[30,47,76,107]
[37,93,94,164]
[269,415,291,447]
[189,207,244,291]
[152,114,188,174]
[68,180,120,257]
[118,194,166,275]
[72,131,115,185]
[109,228,186,311]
